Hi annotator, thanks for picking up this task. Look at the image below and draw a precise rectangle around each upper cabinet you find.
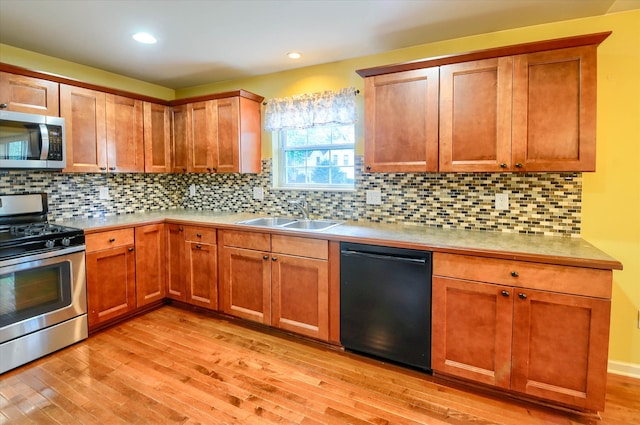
[0,71,59,116]
[171,92,262,174]
[357,32,610,173]
[143,101,172,173]
[61,85,144,172]
[363,68,439,173]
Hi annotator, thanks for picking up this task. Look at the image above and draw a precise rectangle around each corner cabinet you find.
[356,32,610,173]
[218,229,338,342]
[431,253,612,412]
[0,71,59,115]
[135,224,166,306]
[171,91,262,174]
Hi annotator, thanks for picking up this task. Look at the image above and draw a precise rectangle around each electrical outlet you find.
[98,186,109,200]
[189,184,196,197]
[366,190,382,205]
[495,193,509,210]
[253,187,264,201]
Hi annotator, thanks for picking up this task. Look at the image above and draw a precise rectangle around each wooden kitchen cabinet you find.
[61,85,144,172]
[219,230,331,341]
[363,68,439,172]
[439,45,597,172]
[143,101,171,173]
[171,93,261,174]
[165,223,218,310]
[0,71,59,115]
[135,224,166,307]
[431,253,612,411]
[85,228,136,328]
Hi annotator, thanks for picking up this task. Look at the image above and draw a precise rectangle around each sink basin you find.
[281,219,343,231]
[236,217,343,232]
[237,217,297,227]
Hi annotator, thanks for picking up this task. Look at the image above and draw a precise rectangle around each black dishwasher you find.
[340,242,432,371]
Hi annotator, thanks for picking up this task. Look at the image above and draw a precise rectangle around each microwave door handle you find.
[39,124,50,160]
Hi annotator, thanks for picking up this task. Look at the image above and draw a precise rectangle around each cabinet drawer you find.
[220,230,270,251]
[184,226,216,244]
[86,228,134,252]
[272,235,328,260]
[433,253,612,298]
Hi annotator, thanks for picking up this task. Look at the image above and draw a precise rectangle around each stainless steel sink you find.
[237,217,297,227]
[281,219,343,231]
[236,217,343,232]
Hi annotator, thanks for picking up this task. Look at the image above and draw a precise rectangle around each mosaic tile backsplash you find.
[0,156,582,236]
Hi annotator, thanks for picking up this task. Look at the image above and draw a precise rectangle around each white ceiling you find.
[0,0,637,89]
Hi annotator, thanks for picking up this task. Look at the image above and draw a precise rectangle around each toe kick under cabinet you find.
[431,252,612,412]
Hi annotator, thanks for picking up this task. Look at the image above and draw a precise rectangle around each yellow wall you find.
[1,10,638,365]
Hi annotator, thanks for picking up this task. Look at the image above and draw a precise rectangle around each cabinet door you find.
[86,245,136,328]
[185,242,218,310]
[171,104,189,173]
[439,57,513,172]
[272,254,329,340]
[60,84,107,172]
[106,94,144,172]
[512,46,597,172]
[143,102,171,173]
[511,289,610,411]
[431,276,513,389]
[214,97,239,173]
[189,100,217,173]
[166,224,186,301]
[0,72,59,115]
[364,68,439,172]
[135,224,166,307]
[219,246,271,324]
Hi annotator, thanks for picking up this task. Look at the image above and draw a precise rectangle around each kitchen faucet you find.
[290,199,309,220]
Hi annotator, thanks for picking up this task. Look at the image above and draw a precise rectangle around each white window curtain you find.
[264,87,357,131]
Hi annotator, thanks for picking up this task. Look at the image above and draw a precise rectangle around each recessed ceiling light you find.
[287,52,302,59]
[133,32,157,44]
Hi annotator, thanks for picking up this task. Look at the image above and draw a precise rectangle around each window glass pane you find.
[286,167,307,184]
[284,129,308,147]
[331,125,355,145]
[309,165,330,184]
[285,150,306,167]
[331,167,353,184]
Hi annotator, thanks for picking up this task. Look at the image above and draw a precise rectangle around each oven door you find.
[0,246,86,344]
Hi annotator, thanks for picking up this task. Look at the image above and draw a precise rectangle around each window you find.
[279,124,355,189]
[264,87,357,190]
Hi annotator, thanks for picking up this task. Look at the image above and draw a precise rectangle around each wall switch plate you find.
[495,193,509,210]
[366,190,382,205]
[253,187,264,201]
[98,186,109,200]
[189,184,196,197]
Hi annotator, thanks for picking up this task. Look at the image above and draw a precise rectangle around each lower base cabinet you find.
[431,253,612,411]
[219,230,333,341]
[135,224,166,307]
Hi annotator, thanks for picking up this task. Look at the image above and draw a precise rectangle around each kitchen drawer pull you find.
[109,167,116,171]
[272,256,278,261]
[501,290,510,297]
[178,227,184,231]
[515,163,523,168]
[128,247,135,252]
[511,271,519,277]
[500,163,508,168]
[109,238,116,242]
[100,167,107,171]
[196,245,202,249]
[518,292,527,299]
[263,255,269,260]
[196,233,202,238]
[0,103,7,109]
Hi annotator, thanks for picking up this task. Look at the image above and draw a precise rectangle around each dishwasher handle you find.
[341,250,428,265]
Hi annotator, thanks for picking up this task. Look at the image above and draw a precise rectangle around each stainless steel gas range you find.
[0,193,87,374]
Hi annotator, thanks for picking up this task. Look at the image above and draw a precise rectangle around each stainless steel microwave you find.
[0,110,66,170]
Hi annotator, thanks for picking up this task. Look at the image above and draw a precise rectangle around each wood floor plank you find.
[2,305,639,425]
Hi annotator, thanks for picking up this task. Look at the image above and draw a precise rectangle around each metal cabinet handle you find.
[518,293,527,299]
[207,168,212,172]
[511,271,519,277]
[196,233,202,238]
[501,290,510,297]
[0,103,7,109]
[100,167,107,171]
[272,256,278,261]
[109,167,116,171]
[128,247,135,252]
[365,166,371,171]
[500,163,508,168]
[263,255,269,260]
[196,245,202,250]
[182,168,187,172]
[109,238,116,242]
[515,163,523,168]
[178,227,184,232]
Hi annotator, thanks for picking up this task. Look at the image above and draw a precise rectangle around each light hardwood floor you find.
[1,305,638,425]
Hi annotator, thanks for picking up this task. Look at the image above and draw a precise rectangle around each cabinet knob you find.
[212,167,217,173]
[518,292,527,299]
[100,167,107,171]
[109,167,116,171]
[365,166,371,171]
[263,255,269,260]
[501,290,510,297]
[128,247,135,252]
[196,233,202,238]
[0,103,8,109]
[272,256,278,262]
[511,271,519,277]
[515,163,523,168]
[178,227,184,232]
[500,163,508,168]
[109,238,116,242]
[207,168,212,172]
[182,168,187,172]
[196,245,202,249]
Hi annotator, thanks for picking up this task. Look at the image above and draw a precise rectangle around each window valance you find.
[264,87,357,131]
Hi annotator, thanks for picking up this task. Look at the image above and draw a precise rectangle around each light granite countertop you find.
[57,209,622,270]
